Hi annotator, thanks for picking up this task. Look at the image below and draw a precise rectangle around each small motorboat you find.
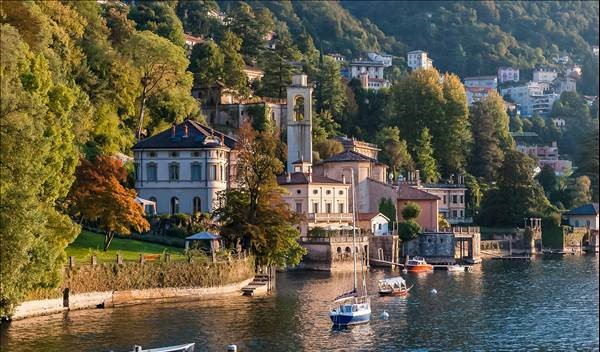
[405,256,433,273]
[446,264,464,272]
[377,276,413,296]
[130,343,195,352]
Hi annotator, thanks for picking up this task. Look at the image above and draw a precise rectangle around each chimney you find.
[171,123,177,137]
[221,135,225,145]
[342,174,346,184]
[308,171,312,183]
[183,124,189,138]
[415,169,421,187]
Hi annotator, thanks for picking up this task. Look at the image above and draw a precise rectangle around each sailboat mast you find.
[351,168,357,291]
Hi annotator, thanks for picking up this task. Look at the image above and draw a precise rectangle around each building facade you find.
[421,183,469,224]
[516,141,572,175]
[133,120,237,215]
[565,203,599,230]
[407,50,433,71]
[464,76,498,106]
[367,52,393,67]
[498,67,520,83]
[349,60,390,90]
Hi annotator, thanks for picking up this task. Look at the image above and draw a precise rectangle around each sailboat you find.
[329,169,371,326]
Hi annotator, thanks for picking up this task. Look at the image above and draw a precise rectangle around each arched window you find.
[148,197,157,215]
[337,247,342,254]
[193,197,202,214]
[170,197,179,215]
[293,96,304,121]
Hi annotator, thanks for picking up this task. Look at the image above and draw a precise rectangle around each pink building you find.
[397,183,439,232]
[498,67,520,83]
[516,141,572,175]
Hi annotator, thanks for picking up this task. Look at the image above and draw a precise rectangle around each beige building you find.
[421,182,469,224]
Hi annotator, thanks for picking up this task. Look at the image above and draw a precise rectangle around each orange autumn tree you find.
[67,156,150,251]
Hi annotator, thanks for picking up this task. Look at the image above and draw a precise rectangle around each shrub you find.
[401,202,421,221]
[398,220,421,242]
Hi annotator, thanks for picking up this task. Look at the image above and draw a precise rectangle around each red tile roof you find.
[397,184,439,201]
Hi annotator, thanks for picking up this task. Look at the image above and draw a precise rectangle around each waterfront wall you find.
[12,258,254,320]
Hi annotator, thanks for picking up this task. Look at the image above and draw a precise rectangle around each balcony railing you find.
[307,212,353,222]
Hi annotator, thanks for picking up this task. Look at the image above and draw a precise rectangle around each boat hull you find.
[406,264,433,273]
[329,310,371,326]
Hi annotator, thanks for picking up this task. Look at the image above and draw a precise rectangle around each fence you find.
[66,250,249,268]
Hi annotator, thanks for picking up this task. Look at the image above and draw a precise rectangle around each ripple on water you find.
[1,256,598,352]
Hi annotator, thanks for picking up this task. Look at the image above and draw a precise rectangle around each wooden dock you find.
[491,256,532,261]
[241,274,270,296]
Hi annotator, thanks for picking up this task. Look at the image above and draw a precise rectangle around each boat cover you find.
[378,276,406,287]
[333,288,357,302]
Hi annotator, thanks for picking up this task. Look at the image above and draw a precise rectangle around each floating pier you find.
[491,256,532,261]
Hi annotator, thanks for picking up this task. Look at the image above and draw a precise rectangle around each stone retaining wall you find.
[12,278,254,320]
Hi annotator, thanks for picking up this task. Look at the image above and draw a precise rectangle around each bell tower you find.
[286,74,313,173]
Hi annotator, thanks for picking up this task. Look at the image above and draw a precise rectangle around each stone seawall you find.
[12,278,254,320]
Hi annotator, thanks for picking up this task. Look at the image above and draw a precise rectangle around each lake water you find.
[1,255,598,352]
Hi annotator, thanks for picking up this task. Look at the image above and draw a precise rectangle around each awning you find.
[186,231,221,241]
[378,276,406,287]
[135,197,156,206]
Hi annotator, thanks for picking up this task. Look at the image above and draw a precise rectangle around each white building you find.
[367,52,393,67]
[133,120,237,215]
[407,50,433,71]
[357,213,390,235]
[533,67,558,91]
[349,60,390,90]
[553,76,577,95]
[501,82,558,116]
[464,76,498,106]
[498,67,520,83]
[183,33,204,56]
[564,203,599,229]
[566,65,582,79]
[327,53,346,62]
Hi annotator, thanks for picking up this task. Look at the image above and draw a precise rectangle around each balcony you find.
[307,212,353,223]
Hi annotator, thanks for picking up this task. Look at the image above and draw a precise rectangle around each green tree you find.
[129,1,185,46]
[569,176,593,207]
[227,3,274,63]
[214,123,306,267]
[125,31,191,137]
[1,24,80,317]
[189,40,224,87]
[314,139,344,161]
[401,202,421,221]
[415,128,440,183]
[398,220,421,242]
[469,91,513,181]
[378,198,397,226]
[259,31,300,99]
[315,57,346,121]
[537,164,558,195]
[439,73,471,175]
[176,0,223,38]
[220,31,249,98]
[375,127,414,180]
[479,150,552,226]
[574,123,599,201]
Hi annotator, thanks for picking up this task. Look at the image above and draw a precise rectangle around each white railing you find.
[307,213,353,222]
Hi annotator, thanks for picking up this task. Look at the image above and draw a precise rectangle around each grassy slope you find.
[66,230,185,263]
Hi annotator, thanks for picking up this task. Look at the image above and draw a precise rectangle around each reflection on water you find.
[1,256,598,351]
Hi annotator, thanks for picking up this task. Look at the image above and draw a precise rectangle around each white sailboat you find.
[329,169,371,326]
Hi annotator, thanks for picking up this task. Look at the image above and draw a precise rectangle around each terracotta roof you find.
[277,172,345,185]
[320,150,377,163]
[357,212,389,221]
[397,184,439,201]
[133,120,237,150]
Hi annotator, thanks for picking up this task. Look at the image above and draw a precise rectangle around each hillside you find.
[234,0,598,94]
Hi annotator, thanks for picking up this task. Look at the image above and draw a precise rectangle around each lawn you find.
[66,230,186,263]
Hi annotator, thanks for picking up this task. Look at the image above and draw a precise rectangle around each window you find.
[339,190,344,195]
[313,202,319,213]
[460,195,464,204]
[148,197,157,215]
[170,197,179,215]
[193,151,201,157]
[326,190,331,195]
[378,224,382,230]
[460,210,464,218]
[313,190,318,195]
[452,210,458,218]
[443,195,447,204]
[452,195,458,204]
[326,203,332,213]
[209,164,217,181]
[147,163,157,182]
[134,163,140,181]
[191,163,202,181]
[296,189,301,194]
[193,197,201,214]
[169,163,179,181]
[148,152,156,157]
[338,203,344,213]
[295,202,302,213]
[170,152,179,157]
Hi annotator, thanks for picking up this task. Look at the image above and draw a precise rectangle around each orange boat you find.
[405,256,434,273]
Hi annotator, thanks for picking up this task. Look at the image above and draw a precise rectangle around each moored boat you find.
[446,264,464,272]
[329,168,371,327]
[405,256,433,273]
[130,343,195,352]
[377,276,413,296]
